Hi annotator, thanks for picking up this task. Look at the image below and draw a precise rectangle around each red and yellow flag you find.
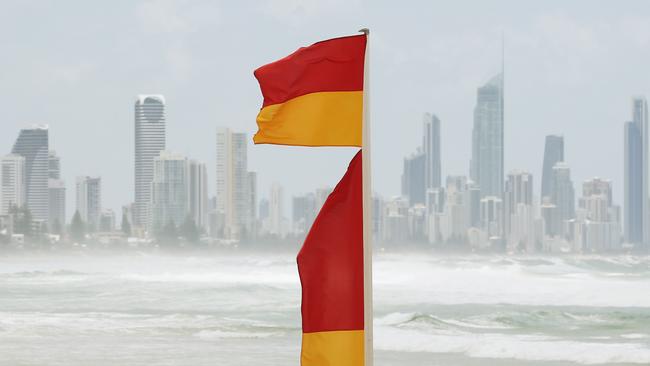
[253,34,366,147]
[254,33,368,366]
[298,151,364,365]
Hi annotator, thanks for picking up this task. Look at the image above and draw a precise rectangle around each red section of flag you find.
[254,34,366,108]
[297,150,364,333]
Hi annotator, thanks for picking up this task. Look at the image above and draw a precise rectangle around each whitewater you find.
[0,252,648,365]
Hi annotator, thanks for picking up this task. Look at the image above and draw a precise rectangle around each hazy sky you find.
[2,0,650,218]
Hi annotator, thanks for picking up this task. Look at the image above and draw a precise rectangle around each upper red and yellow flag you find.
[253,34,366,147]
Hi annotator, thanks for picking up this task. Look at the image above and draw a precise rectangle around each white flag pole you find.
[359,27,373,366]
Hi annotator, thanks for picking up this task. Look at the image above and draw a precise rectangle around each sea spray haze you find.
[0,252,649,366]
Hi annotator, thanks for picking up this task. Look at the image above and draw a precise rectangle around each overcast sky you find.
[2,0,650,218]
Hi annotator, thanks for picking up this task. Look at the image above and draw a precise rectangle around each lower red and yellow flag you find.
[297,150,364,366]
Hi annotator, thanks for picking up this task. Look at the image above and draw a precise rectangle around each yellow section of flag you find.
[301,330,364,366]
[254,91,362,147]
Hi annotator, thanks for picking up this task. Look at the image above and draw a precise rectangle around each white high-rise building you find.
[435,176,470,244]
[504,170,533,244]
[0,154,26,215]
[578,178,621,252]
[216,128,251,240]
[480,196,503,239]
[134,95,166,229]
[151,151,188,229]
[188,160,208,230]
[581,178,613,209]
[508,203,540,252]
[381,197,409,244]
[76,176,101,231]
[11,125,49,222]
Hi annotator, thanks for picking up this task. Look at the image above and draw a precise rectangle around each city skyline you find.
[4,88,643,252]
[0,91,647,254]
[2,91,648,235]
[3,2,650,220]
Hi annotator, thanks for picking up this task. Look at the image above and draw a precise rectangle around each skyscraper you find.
[505,171,533,206]
[624,119,643,244]
[216,127,251,240]
[293,192,316,235]
[582,177,613,206]
[436,176,471,243]
[578,178,620,252]
[47,150,65,232]
[508,202,538,252]
[504,170,533,238]
[151,151,188,229]
[470,73,504,199]
[480,196,503,239]
[48,151,60,179]
[631,97,650,249]
[423,113,441,190]
[11,125,49,222]
[550,162,575,236]
[0,154,26,215]
[541,135,564,201]
[401,149,426,206]
[134,95,166,229]
[48,179,66,232]
[188,160,208,230]
[381,197,409,244]
[76,176,101,231]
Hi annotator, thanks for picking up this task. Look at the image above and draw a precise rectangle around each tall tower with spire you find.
[470,44,504,199]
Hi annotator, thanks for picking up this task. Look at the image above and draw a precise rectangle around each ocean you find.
[0,251,648,365]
